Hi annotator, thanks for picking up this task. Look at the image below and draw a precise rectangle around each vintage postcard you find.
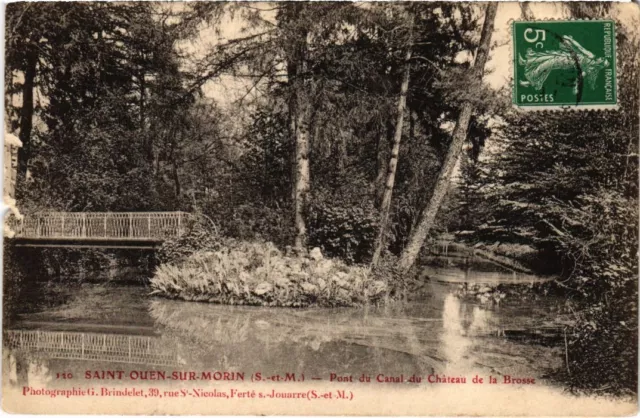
[2,1,639,416]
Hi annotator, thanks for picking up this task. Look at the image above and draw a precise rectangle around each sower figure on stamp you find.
[518,34,610,94]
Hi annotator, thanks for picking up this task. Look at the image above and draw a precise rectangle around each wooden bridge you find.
[8,212,189,249]
[4,329,182,366]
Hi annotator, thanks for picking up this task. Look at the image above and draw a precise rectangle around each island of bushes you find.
[151,232,390,308]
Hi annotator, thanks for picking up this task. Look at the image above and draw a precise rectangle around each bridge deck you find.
[8,212,189,247]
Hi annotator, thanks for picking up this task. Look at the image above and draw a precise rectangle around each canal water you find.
[6,262,638,416]
[3,263,568,390]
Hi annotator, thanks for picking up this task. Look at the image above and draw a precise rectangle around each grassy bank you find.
[150,240,389,308]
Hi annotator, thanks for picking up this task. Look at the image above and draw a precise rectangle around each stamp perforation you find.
[508,17,621,112]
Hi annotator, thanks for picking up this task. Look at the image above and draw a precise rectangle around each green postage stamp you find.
[513,20,617,110]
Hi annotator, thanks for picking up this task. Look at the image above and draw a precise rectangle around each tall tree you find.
[278,4,313,250]
[5,4,45,180]
[292,32,311,251]
[371,12,413,266]
[5,3,208,211]
[16,49,36,180]
[398,3,498,272]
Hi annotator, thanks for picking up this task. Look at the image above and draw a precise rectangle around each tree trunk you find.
[17,49,37,180]
[519,3,534,20]
[294,87,310,250]
[336,129,347,173]
[373,125,387,203]
[292,32,311,251]
[397,3,498,273]
[371,19,413,266]
[295,101,310,250]
[288,61,298,203]
[140,71,146,131]
[409,110,417,143]
[172,159,181,198]
[15,352,29,387]
[170,142,181,198]
[375,120,396,206]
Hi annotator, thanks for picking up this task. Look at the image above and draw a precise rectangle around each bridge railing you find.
[11,212,189,241]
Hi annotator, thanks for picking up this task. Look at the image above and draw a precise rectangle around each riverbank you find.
[425,239,540,274]
[150,240,389,308]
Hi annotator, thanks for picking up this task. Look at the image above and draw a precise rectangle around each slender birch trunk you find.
[371,18,413,266]
[293,32,311,251]
[17,49,37,180]
[397,3,498,273]
[294,90,310,250]
[287,57,298,203]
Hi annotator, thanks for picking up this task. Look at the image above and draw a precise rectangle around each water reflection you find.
[4,329,183,366]
[423,264,546,284]
[441,294,472,372]
[3,271,564,389]
[440,294,494,375]
[145,286,506,378]
[148,298,444,376]
[3,350,51,388]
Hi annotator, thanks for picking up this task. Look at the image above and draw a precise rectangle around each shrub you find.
[542,192,638,395]
[219,203,294,247]
[156,213,221,264]
[561,284,637,395]
[307,202,378,264]
[150,240,389,308]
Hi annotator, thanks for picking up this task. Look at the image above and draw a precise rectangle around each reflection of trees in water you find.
[3,347,53,388]
[148,299,446,376]
[149,299,344,372]
[439,294,564,378]
[441,294,494,373]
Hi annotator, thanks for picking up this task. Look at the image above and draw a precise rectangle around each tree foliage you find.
[458,22,639,394]
[6,3,222,211]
